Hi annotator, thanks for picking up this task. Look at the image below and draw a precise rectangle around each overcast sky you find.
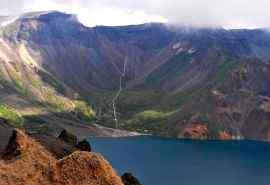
[1,0,270,28]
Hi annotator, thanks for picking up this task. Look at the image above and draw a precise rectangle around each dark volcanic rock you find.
[1,130,21,160]
[32,131,91,159]
[0,118,14,155]
[121,173,142,185]
[31,133,76,159]
[58,129,78,145]
[75,139,91,152]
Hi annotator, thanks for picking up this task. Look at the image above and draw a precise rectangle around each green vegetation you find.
[118,89,164,118]
[121,109,176,135]
[135,110,167,122]
[24,115,46,124]
[43,91,68,112]
[96,56,240,137]
[96,113,115,127]
[30,78,40,87]
[214,58,236,81]
[0,104,24,128]
[37,70,67,95]
[146,53,192,87]
[74,100,96,121]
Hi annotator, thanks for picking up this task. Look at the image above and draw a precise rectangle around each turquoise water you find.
[89,136,270,185]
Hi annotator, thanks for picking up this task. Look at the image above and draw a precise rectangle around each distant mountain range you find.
[1,11,270,140]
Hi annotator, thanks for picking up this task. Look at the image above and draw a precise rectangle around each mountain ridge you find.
[1,11,270,140]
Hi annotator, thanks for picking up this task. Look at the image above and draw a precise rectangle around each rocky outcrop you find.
[0,118,14,155]
[31,130,91,159]
[183,124,209,139]
[218,131,233,140]
[31,133,77,159]
[121,173,142,185]
[1,130,23,160]
[58,152,123,185]
[75,139,91,152]
[0,129,123,185]
[58,129,78,145]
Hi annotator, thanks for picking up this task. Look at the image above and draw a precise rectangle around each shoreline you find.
[92,124,148,138]
[54,122,270,143]
[88,132,270,143]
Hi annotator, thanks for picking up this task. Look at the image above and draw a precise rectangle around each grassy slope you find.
[0,58,96,132]
[96,54,240,137]
[0,104,24,128]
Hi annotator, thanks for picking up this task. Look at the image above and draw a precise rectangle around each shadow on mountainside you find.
[22,111,139,140]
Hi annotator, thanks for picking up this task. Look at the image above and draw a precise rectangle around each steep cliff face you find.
[1,11,270,140]
[0,129,124,185]
[173,61,270,140]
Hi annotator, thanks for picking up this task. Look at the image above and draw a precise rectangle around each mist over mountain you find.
[2,0,270,28]
[1,11,270,140]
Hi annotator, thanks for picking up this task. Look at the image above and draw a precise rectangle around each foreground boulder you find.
[121,173,142,185]
[59,152,122,185]
[0,129,123,185]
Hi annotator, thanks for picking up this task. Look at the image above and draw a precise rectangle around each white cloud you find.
[11,0,166,26]
[1,0,270,28]
[74,5,167,27]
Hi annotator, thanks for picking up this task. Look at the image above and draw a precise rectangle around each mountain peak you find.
[0,11,80,29]
[18,11,78,23]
